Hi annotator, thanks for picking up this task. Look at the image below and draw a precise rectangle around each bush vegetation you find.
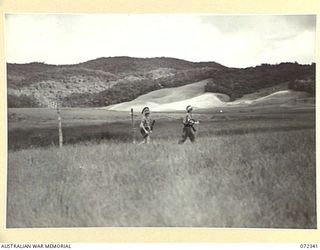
[7,58,315,107]
[205,63,315,100]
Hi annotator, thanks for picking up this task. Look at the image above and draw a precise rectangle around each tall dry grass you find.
[7,129,316,228]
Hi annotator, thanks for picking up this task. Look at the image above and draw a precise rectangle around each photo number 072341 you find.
[5,14,316,228]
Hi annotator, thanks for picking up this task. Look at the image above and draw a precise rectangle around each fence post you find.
[57,93,63,148]
[131,108,135,144]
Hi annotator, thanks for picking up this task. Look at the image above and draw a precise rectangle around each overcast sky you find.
[5,14,316,68]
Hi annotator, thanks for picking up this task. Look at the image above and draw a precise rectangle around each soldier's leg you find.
[189,129,195,143]
[138,139,146,145]
[178,127,188,144]
[138,130,148,145]
[146,135,150,144]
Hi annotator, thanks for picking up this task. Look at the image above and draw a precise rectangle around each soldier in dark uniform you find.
[178,105,199,144]
[139,107,154,145]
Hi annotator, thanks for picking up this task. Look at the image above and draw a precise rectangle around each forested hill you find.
[7,57,315,108]
[205,62,315,101]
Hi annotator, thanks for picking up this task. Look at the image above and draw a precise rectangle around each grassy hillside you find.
[106,79,227,111]
[7,57,224,108]
[7,128,316,228]
[7,57,315,108]
[106,78,314,112]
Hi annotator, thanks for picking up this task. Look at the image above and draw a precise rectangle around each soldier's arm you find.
[150,120,155,131]
[140,120,149,133]
[183,115,189,125]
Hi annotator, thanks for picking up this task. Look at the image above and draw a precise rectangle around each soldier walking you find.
[178,105,199,144]
[138,107,155,145]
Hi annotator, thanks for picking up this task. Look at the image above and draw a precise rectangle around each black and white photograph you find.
[5,14,316,228]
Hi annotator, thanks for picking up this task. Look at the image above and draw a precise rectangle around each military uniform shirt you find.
[183,113,193,125]
[141,116,151,130]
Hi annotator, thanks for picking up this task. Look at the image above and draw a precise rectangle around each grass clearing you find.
[7,129,316,228]
[7,106,315,150]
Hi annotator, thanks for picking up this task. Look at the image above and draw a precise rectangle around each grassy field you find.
[7,129,316,228]
[6,105,316,228]
[7,104,315,150]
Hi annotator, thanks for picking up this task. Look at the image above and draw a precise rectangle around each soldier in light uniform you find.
[178,105,199,144]
[139,107,153,145]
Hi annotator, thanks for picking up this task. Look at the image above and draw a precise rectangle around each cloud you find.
[197,15,316,67]
[283,15,316,31]
[5,14,316,68]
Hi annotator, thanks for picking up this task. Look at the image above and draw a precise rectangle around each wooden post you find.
[57,93,63,148]
[131,108,135,144]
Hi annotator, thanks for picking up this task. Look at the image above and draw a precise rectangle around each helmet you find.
[186,105,193,112]
[142,107,150,114]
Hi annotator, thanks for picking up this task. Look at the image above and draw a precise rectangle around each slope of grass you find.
[107,80,231,111]
[135,80,209,103]
[7,129,316,228]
